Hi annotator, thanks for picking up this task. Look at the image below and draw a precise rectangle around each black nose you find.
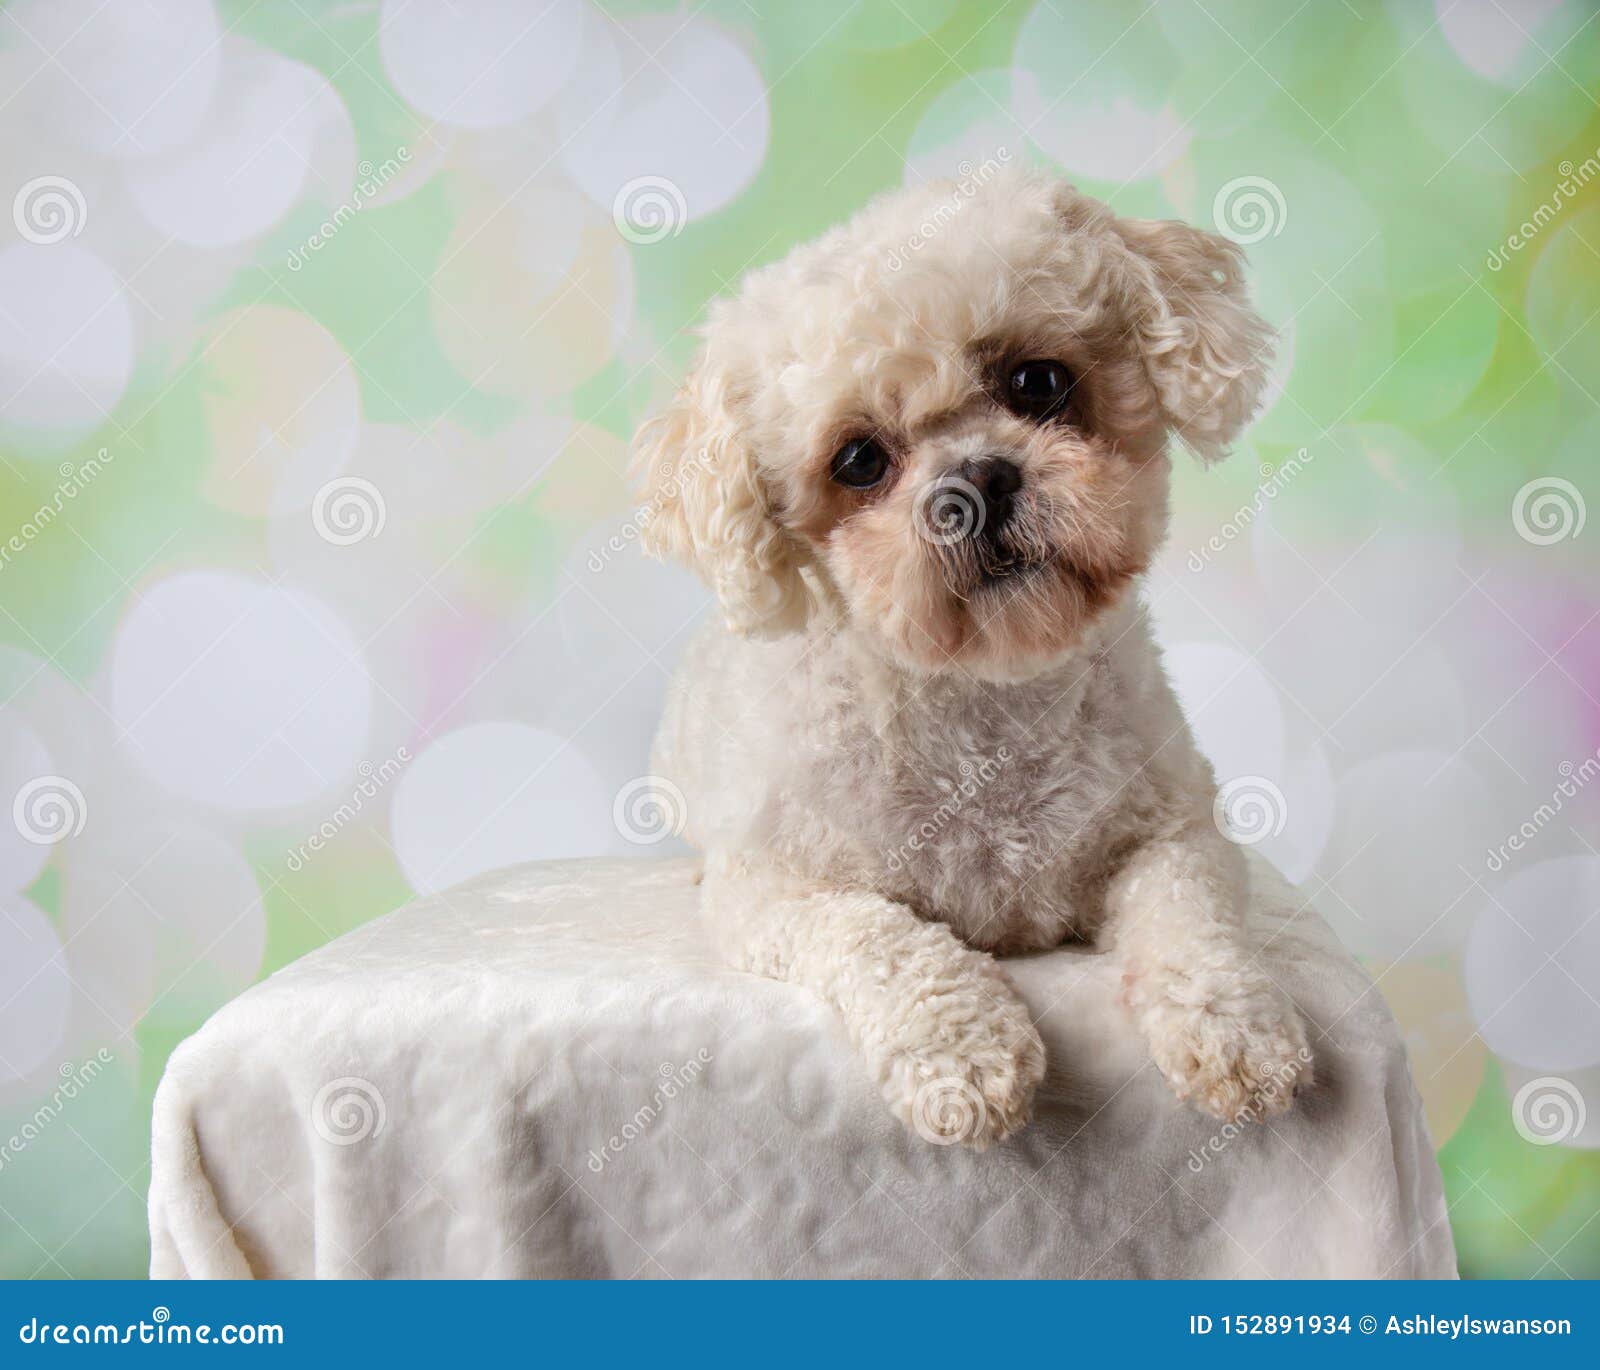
[958,456,1024,532]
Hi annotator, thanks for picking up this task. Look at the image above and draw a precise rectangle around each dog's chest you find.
[799,665,1142,948]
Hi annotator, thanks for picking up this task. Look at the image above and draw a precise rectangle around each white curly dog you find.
[634,169,1311,1148]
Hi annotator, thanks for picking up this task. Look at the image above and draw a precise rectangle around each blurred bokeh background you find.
[0,0,1597,1279]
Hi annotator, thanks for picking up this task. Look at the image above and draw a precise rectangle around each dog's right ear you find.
[632,347,811,639]
[1109,215,1275,465]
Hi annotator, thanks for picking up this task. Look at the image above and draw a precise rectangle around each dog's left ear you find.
[1111,216,1274,463]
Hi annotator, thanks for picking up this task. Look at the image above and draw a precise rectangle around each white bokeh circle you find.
[379,0,583,129]
[390,722,614,894]
[1316,750,1499,960]
[1464,857,1600,1073]
[62,822,264,1031]
[0,898,71,1082]
[1436,0,1582,85]
[1010,2,1192,182]
[903,71,1027,188]
[198,307,361,516]
[3,0,223,159]
[0,244,134,451]
[111,571,373,814]
[431,182,631,399]
[1166,642,1286,785]
[125,39,354,246]
[0,717,58,893]
[559,13,769,224]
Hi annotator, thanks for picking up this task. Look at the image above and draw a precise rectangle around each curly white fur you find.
[635,170,1309,1147]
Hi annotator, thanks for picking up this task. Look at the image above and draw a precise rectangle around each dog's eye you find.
[830,438,889,489]
[1007,360,1074,419]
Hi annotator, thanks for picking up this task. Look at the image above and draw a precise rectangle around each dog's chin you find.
[861,551,1134,685]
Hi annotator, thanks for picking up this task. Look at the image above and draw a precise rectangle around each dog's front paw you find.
[1132,974,1313,1123]
[874,982,1045,1149]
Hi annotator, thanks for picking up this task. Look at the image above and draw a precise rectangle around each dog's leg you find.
[1107,826,1312,1121]
[700,856,1044,1147]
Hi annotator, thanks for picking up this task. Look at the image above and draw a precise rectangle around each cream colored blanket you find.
[149,855,1455,1279]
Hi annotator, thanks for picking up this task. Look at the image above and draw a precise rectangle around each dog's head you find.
[634,170,1272,681]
